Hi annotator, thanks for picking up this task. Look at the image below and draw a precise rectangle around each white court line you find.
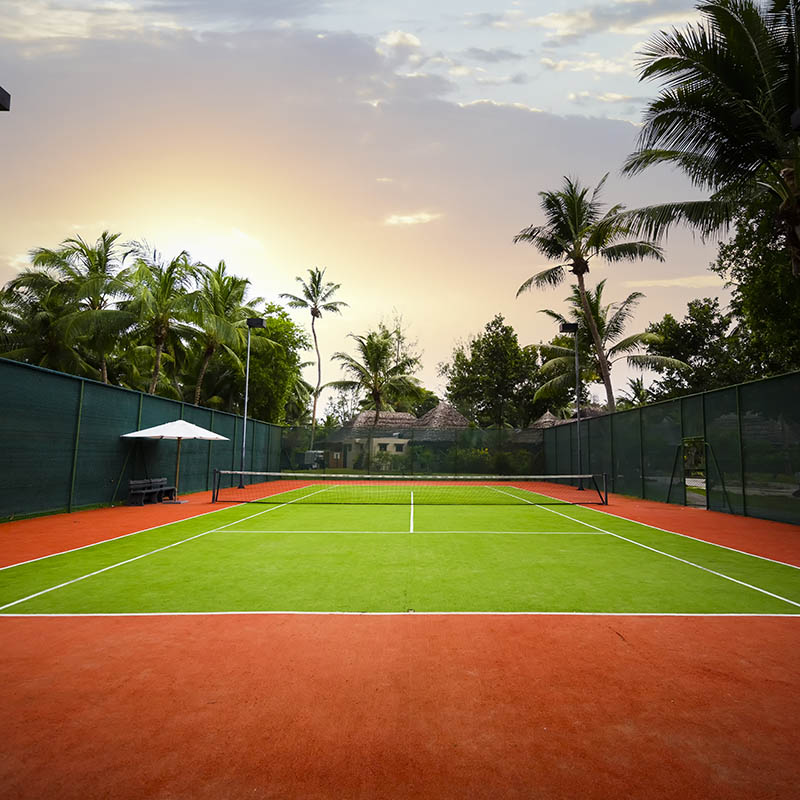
[1,611,797,618]
[504,481,800,572]
[220,529,603,535]
[527,496,800,610]
[578,502,800,571]
[410,491,414,533]
[0,489,330,613]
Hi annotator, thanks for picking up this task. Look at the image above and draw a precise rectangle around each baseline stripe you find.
[1,611,798,618]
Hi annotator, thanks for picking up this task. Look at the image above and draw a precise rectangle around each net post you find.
[212,469,219,503]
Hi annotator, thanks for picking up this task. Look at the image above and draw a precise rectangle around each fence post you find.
[68,380,85,513]
[232,416,238,472]
[701,394,709,511]
[206,410,215,490]
[736,385,747,517]
[609,414,615,494]
[638,408,645,498]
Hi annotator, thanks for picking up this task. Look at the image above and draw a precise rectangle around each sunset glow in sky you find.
[0,0,725,406]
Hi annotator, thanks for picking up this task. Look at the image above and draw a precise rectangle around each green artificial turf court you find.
[1,489,799,616]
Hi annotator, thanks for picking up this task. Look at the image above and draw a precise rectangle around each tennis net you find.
[212,470,608,505]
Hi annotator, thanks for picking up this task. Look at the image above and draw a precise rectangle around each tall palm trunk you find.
[100,356,108,385]
[575,271,615,411]
[310,315,321,449]
[149,340,164,394]
[194,345,215,405]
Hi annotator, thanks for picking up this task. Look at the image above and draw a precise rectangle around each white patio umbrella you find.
[121,419,229,499]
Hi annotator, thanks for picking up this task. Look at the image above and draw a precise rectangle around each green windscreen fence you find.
[543,371,800,525]
[279,424,546,476]
[0,360,282,520]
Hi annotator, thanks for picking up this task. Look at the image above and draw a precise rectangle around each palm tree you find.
[189,260,265,405]
[0,270,93,375]
[536,281,686,405]
[622,0,800,275]
[120,245,198,394]
[331,329,420,467]
[29,231,134,383]
[515,175,664,411]
[280,267,347,446]
[617,377,652,409]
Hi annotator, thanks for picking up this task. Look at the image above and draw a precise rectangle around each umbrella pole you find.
[175,438,182,496]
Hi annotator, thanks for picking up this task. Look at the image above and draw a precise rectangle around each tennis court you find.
[2,477,799,800]
[2,474,798,616]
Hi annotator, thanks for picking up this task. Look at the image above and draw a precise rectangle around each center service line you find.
[410,491,414,533]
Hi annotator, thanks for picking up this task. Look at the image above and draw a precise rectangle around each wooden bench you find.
[128,478,177,505]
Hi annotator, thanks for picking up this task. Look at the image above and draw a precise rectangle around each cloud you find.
[0,0,329,41]
[528,0,698,46]
[568,90,649,104]
[462,47,524,63]
[476,72,529,86]
[462,0,697,44]
[457,99,543,113]
[379,30,422,49]
[462,10,525,30]
[384,212,442,226]
[541,54,633,75]
[623,275,725,289]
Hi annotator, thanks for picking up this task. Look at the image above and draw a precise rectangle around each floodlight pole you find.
[560,322,582,489]
[240,318,265,488]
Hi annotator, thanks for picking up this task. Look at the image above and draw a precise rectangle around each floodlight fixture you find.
[559,322,579,334]
[0,86,10,112]
[247,317,266,328]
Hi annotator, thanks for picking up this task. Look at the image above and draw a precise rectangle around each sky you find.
[0,0,726,411]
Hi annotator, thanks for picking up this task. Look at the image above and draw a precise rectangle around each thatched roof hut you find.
[417,402,470,429]
[530,411,566,429]
[348,410,418,429]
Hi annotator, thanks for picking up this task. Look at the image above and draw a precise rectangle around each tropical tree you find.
[616,377,652,409]
[188,260,264,405]
[0,270,93,375]
[514,175,664,411]
[119,245,199,394]
[280,267,347,446]
[16,232,134,382]
[440,314,550,427]
[535,281,686,405]
[622,0,800,275]
[284,366,314,426]
[331,329,421,432]
[324,386,363,427]
[644,297,754,399]
[710,196,800,372]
